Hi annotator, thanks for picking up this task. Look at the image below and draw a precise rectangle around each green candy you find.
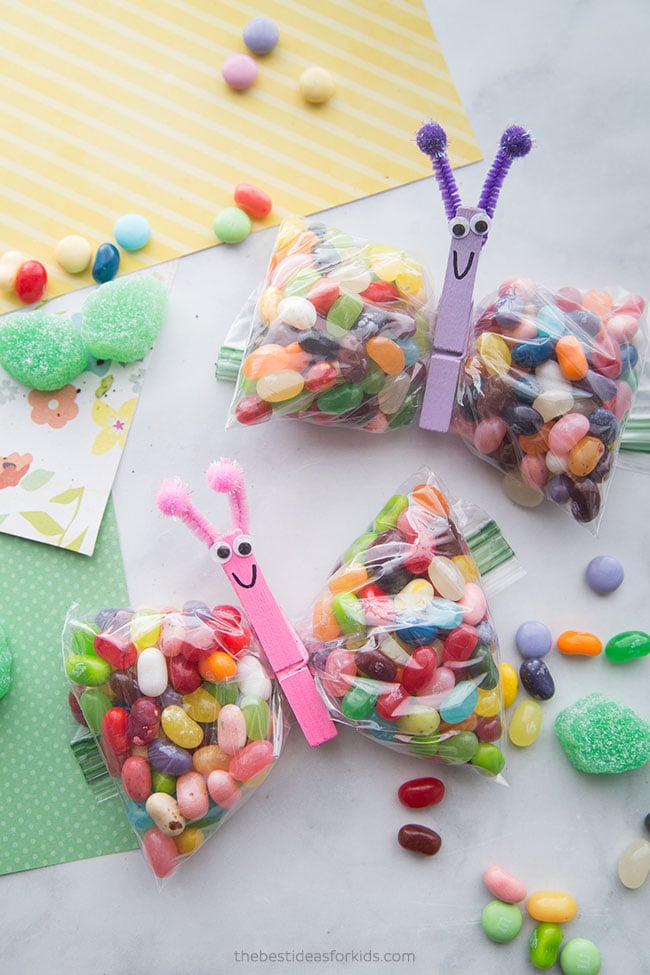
[210,681,239,706]
[151,769,177,795]
[436,731,479,764]
[481,899,523,943]
[81,275,167,362]
[331,592,366,634]
[360,362,386,395]
[343,532,377,563]
[471,645,500,690]
[317,382,364,414]
[559,938,602,975]
[241,696,270,740]
[71,622,99,656]
[326,293,364,331]
[79,687,112,734]
[212,206,251,244]
[283,267,321,297]
[373,494,409,532]
[340,682,378,720]
[554,693,650,774]
[471,742,506,776]
[604,629,650,662]
[0,620,13,701]
[529,922,563,970]
[65,652,112,687]
[388,390,421,429]
[0,311,88,390]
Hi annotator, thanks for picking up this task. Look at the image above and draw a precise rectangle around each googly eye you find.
[213,542,232,563]
[470,213,491,236]
[234,534,254,557]
[449,217,470,239]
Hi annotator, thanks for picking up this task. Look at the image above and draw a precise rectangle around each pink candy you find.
[483,865,527,903]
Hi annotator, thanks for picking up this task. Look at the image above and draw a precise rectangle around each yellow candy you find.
[394,578,434,612]
[475,687,501,717]
[130,610,161,650]
[257,286,283,325]
[477,332,512,376]
[182,687,221,723]
[397,705,440,737]
[499,662,519,709]
[453,554,480,583]
[174,827,204,855]
[274,215,305,251]
[527,890,577,924]
[508,698,543,747]
[161,705,204,749]
[428,555,466,600]
[256,369,305,403]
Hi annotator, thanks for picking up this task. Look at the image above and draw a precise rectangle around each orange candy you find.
[581,289,613,316]
[366,336,406,375]
[312,591,340,642]
[557,630,603,656]
[567,436,604,477]
[198,650,238,682]
[519,422,552,456]
[327,562,369,594]
[556,335,589,381]
[242,344,291,380]
[412,483,450,517]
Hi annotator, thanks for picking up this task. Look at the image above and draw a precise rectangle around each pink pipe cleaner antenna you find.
[416,120,532,433]
[157,459,337,748]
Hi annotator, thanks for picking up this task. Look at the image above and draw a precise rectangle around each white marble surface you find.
[4,1,650,972]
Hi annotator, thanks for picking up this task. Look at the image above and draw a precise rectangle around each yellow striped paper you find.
[0,0,480,312]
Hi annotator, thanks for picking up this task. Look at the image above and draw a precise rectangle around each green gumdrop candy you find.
[0,620,13,701]
[0,311,88,390]
[554,693,650,773]
[81,275,167,362]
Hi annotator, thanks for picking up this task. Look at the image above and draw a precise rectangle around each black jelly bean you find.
[588,407,619,446]
[504,404,544,436]
[355,649,397,683]
[568,478,601,523]
[519,658,555,700]
[298,329,340,358]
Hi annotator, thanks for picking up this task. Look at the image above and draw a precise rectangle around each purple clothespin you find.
[416,122,533,433]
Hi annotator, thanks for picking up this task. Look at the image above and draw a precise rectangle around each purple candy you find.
[515,620,552,658]
[519,657,555,700]
[147,739,193,776]
[585,555,624,594]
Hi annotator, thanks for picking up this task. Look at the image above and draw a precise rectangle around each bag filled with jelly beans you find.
[224,214,435,431]
[451,280,648,528]
[299,468,522,780]
[62,602,289,884]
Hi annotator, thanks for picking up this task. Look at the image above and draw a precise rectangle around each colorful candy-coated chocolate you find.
[397,823,442,856]
[527,890,577,923]
[585,554,624,593]
[559,939,602,975]
[213,207,252,244]
[508,698,543,746]
[529,922,563,970]
[113,213,151,251]
[55,234,92,273]
[483,865,527,903]
[221,53,258,90]
[242,16,279,54]
[556,631,602,656]
[604,630,650,662]
[481,900,523,942]
[397,777,445,809]
[617,837,650,889]
[299,66,335,104]
[515,620,552,658]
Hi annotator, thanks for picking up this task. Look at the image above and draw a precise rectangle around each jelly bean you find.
[198,650,237,683]
[168,654,201,694]
[0,250,26,290]
[548,413,590,454]
[192,744,230,776]
[94,631,137,669]
[241,696,270,740]
[130,611,161,650]
[222,53,258,90]
[229,739,275,782]
[397,823,442,856]
[475,714,502,742]
[556,334,589,380]
[55,235,92,273]
[242,16,279,54]
[78,688,112,735]
[439,681,478,724]
[207,769,242,808]
[331,592,366,634]
[483,865,527,903]
[585,555,625,595]
[515,620,552,658]
[442,624,479,663]
[559,938,602,975]
[145,792,185,836]
[477,333,511,375]
[101,706,129,755]
[474,416,507,454]
[458,583,486,625]
[397,777,445,809]
[113,213,151,251]
[519,658,555,700]
[213,206,251,244]
[236,654,272,700]
[436,731,479,764]
[508,699,543,747]
[299,65,335,104]
[474,686,501,717]
[428,556,466,601]
[121,755,152,803]
[161,705,204,749]
[321,649,356,697]
[92,242,120,283]
[277,295,317,330]
[366,336,405,375]
[127,696,161,746]
[617,837,650,889]
[182,686,220,723]
[556,631,602,656]
[527,890,577,923]
[175,827,205,855]
[499,662,519,708]
[402,646,438,694]
[217,703,247,755]
[234,182,273,219]
[567,436,604,477]
[176,771,210,821]
[15,260,47,303]
[109,670,141,707]
[529,922,563,970]
[142,827,178,879]
[136,646,169,697]
[151,769,177,795]
[355,648,396,683]
[65,651,111,687]
[605,629,650,662]
[397,705,440,737]
[481,900,523,943]
[470,742,505,775]
[375,683,409,721]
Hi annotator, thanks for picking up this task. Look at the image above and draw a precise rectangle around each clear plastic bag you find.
[225,215,435,432]
[299,468,521,780]
[451,281,648,529]
[62,601,289,884]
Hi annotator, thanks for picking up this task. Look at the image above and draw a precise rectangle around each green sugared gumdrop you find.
[554,693,650,773]
[81,275,167,362]
[0,312,88,390]
[0,620,13,700]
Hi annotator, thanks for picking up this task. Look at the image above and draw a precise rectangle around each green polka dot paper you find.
[0,495,137,876]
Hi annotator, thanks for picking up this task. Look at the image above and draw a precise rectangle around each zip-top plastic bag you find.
[63,601,289,884]
[298,467,523,781]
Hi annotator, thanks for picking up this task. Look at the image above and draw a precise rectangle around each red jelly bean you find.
[94,631,138,669]
[360,281,400,303]
[443,624,479,662]
[15,260,47,303]
[233,183,273,219]
[168,653,202,693]
[398,823,442,856]
[209,605,251,655]
[101,706,130,755]
[397,776,446,809]
[375,683,409,721]
[307,278,340,314]
[402,646,438,694]
[142,827,178,879]
[234,394,273,425]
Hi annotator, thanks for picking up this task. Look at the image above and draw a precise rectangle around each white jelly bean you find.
[237,654,272,699]
[617,838,650,889]
[137,646,169,697]
[145,792,186,835]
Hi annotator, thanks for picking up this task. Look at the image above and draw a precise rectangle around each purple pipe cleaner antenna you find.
[416,121,533,434]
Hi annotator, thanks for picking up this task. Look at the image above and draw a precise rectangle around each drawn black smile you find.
[453,250,475,280]
[232,563,258,589]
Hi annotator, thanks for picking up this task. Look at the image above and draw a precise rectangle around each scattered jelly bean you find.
[15,260,47,303]
[617,837,650,889]
[557,631,602,657]
[299,66,335,104]
[527,890,577,923]
[55,234,92,273]
[529,922,563,970]
[508,698,543,747]
[604,630,650,662]
[242,16,279,54]
[483,865,527,903]
[221,53,258,90]
[234,183,273,219]
[519,658,555,700]
[113,213,151,251]
[481,899,523,943]
[559,938,602,975]
[397,823,442,856]
[586,554,624,593]
[397,777,445,809]
[91,242,120,283]
[213,207,252,244]
[515,620,552,658]
[142,827,178,879]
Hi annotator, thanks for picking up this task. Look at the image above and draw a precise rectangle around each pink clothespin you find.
[157,459,337,747]
[416,122,533,433]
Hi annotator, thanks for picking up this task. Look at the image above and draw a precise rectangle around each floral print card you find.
[0,264,176,556]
